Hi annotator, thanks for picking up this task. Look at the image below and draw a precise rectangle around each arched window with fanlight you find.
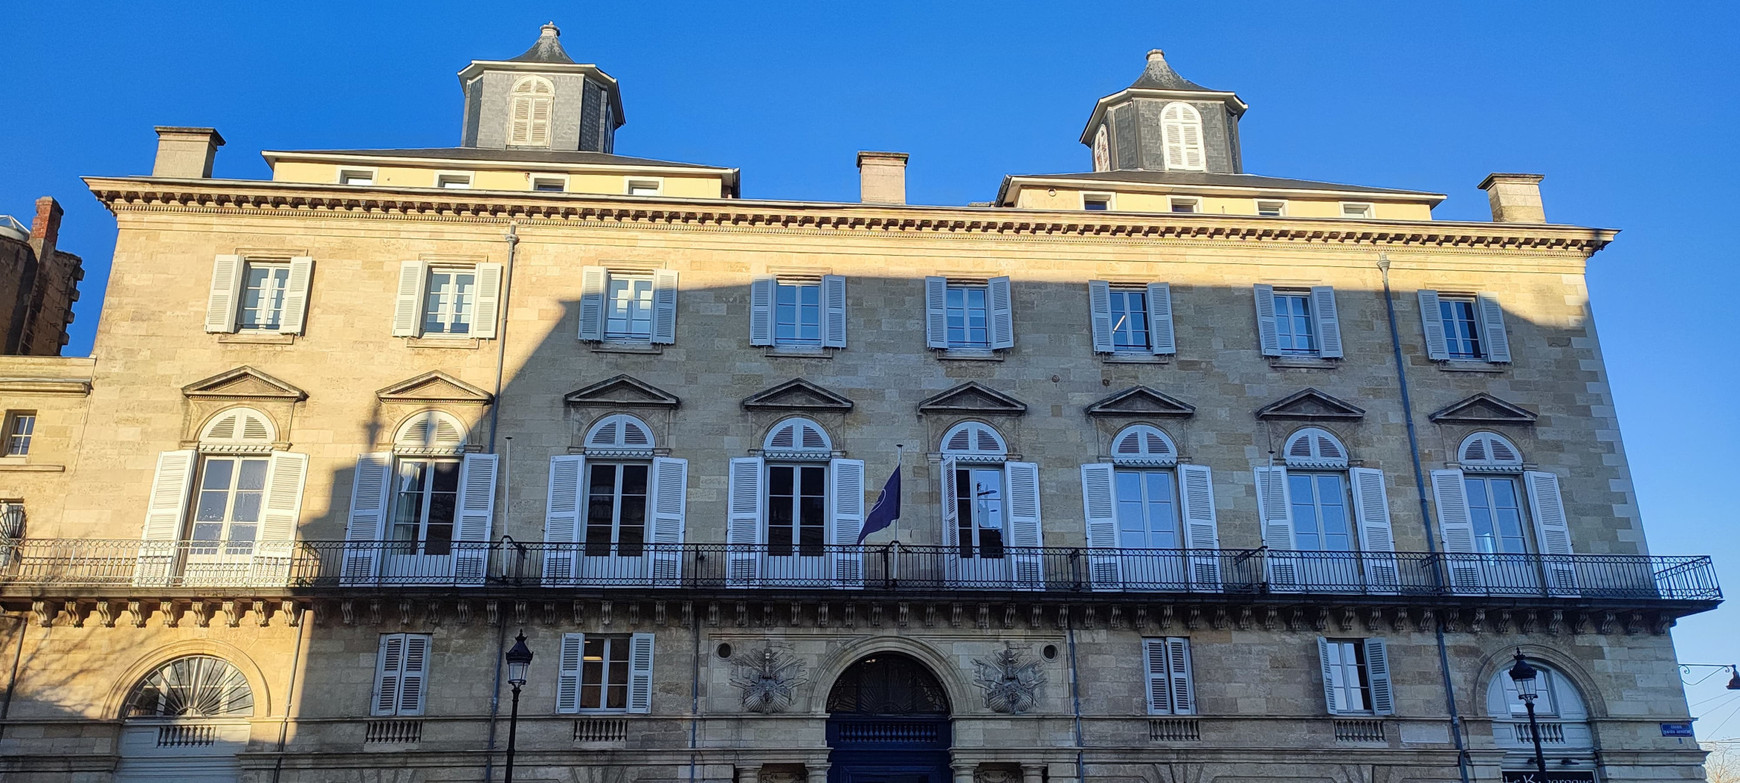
[1079,424,1220,590]
[1485,661,1594,767]
[725,418,862,588]
[135,408,308,587]
[117,655,256,779]
[342,411,498,585]
[1431,432,1576,594]
[1160,102,1205,171]
[1253,427,1397,591]
[938,421,1043,589]
[507,76,555,147]
[542,414,688,587]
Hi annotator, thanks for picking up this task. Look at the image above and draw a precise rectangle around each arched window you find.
[937,422,1042,587]
[940,421,1007,460]
[1485,663,1592,764]
[394,411,468,456]
[508,76,554,147]
[1111,424,1177,467]
[1092,125,1111,172]
[584,414,655,451]
[125,656,255,719]
[1160,102,1205,171]
[1459,432,1523,472]
[1283,427,1348,469]
[764,417,832,456]
[199,408,275,451]
[185,408,283,551]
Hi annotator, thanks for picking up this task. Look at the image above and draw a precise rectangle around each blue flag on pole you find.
[858,461,901,543]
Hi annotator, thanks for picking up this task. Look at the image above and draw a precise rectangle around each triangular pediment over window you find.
[1254,388,1365,421]
[563,374,680,408]
[742,379,854,412]
[917,382,1027,416]
[182,366,307,401]
[376,371,494,404]
[1085,385,1195,418]
[1429,393,1537,425]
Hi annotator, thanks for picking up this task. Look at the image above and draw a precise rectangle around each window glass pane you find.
[424,460,460,554]
[618,464,648,556]
[1114,471,1146,547]
[1275,293,1316,354]
[607,639,630,708]
[1145,471,1179,547]
[585,464,619,556]
[1289,473,1319,551]
[5,413,33,456]
[423,270,476,335]
[768,466,795,556]
[798,465,826,556]
[1110,290,1150,350]
[230,458,269,524]
[606,275,654,340]
[581,638,605,708]
[774,283,821,345]
[968,468,1004,558]
[391,461,428,546]
[1315,474,1350,550]
[239,263,289,330]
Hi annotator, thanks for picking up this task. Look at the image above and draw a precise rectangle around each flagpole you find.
[892,444,904,542]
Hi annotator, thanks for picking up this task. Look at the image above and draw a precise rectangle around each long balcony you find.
[0,539,1719,610]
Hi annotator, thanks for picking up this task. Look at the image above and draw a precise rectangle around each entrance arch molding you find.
[802,635,972,717]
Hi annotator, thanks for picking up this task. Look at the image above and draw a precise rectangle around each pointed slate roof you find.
[509,22,576,65]
[376,371,493,404]
[1127,49,1214,92]
[182,366,306,401]
[1429,393,1538,425]
[742,379,854,412]
[1085,386,1195,418]
[917,382,1027,416]
[564,374,680,408]
[1254,388,1365,421]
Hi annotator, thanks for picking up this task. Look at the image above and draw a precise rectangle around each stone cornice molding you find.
[85,177,1618,254]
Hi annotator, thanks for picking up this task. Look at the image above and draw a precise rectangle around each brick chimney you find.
[1478,173,1546,223]
[857,151,909,205]
[152,126,226,178]
[28,197,60,262]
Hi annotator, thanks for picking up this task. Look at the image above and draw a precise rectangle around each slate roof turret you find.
[509,22,576,65]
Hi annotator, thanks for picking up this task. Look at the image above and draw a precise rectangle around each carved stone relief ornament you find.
[730,645,807,714]
[972,645,1045,714]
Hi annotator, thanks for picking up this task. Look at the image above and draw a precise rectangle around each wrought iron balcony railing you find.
[0,538,1720,603]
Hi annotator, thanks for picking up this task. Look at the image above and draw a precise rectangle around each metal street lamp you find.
[504,631,535,783]
[1508,649,1548,777]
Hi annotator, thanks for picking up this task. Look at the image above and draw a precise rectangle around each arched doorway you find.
[826,653,952,783]
[115,656,254,783]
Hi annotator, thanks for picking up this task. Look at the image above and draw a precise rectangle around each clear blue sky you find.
[4,0,1738,735]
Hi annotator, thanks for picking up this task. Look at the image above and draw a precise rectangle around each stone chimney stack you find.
[857,151,909,205]
[1478,173,1546,223]
[152,127,226,178]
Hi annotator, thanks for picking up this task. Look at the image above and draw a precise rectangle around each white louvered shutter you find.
[1148,282,1176,355]
[253,451,309,586]
[1253,284,1281,356]
[821,274,848,348]
[528,97,551,146]
[748,276,775,346]
[343,454,393,585]
[1254,466,1298,589]
[1417,290,1449,360]
[543,455,585,584]
[726,457,765,586]
[648,457,688,585]
[1526,470,1578,594]
[1310,286,1343,358]
[1167,637,1195,715]
[1349,467,1399,592]
[939,456,960,585]
[1363,638,1394,715]
[924,277,949,349]
[988,276,1015,349]
[829,458,866,588]
[1079,463,1121,589]
[578,266,607,341]
[134,450,197,586]
[1430,469,1482,592]
[651,269,679,344]
[1005,461,1043,589]
[398,634,431,716]
[373,634,405,716]
[1088,281,1115,353]
[470,262,504,339]
[391,261,428,337]
[1181,120,1204,170]
[627,632,655,713]
[205,255,244,333]
[510,96,532,145]
[1177,464,1221,590]
[1316,637,1341,714]
[453,453,499,585]
[1477,293,1511,363]
[556,633,584,713]
[279,256,314,335]
[1143,639,1170,714]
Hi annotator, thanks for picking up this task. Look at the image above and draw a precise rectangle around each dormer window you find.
[508,76,555,147]
[1160,103,1206,171]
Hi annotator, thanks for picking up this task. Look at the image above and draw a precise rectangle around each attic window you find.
[1341,202,1374,218]
[626,179,662,196]
[1083,193,1113,211]
[508,76,555,147]
[339,169,376,186]
[1169,197,1200,214]
[1257,200,1286,217]
[437,173,473,190]
[531,176,566,192]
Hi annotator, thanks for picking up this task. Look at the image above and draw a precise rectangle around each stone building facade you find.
[0,25,1720,783]
[0,196,83,356]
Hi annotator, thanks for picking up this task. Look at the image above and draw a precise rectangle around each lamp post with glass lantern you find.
[1508,649,1548,777]
[504,631,535,783]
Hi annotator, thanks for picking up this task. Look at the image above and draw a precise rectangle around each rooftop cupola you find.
[1080,49,1248,174]
[457,22,626,153]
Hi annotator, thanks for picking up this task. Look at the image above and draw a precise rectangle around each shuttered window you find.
[392,261,501,339]
[373,633,432,716]
[206,255,313,335]
[508,77,555,147]
[558,632,656,713]
[925,277,1013,350]
[1418,290,1511,363]
[1317,637,1394,716]
[579,268,679,344]
[1160,103,1206,171]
